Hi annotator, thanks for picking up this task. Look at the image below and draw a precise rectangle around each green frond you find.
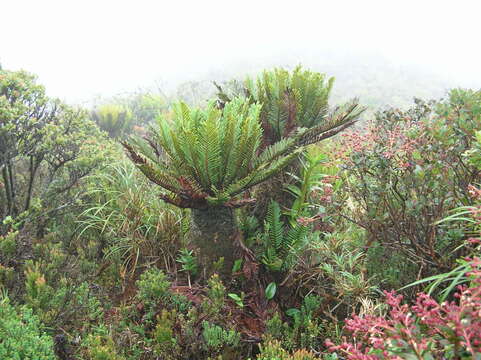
[253,137,296,169]
[135,162,182,194]
[266,201,284,253]
[296,100,366,146]
[124,67,357,210]
[284,224,308,257]
[124,96,295,209]
[261,200,309,271]
[241,65,338,146]
[226,148,302,197]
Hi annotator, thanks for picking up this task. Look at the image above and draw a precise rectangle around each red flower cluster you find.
[326,258,481,359]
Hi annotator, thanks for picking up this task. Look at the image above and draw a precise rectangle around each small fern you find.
[261,201,308,271]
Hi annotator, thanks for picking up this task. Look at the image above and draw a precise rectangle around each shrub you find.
[83,327,126,360]
[0,68,115,239]
[24,262,102,328]
[0,296,56,360]
[202,321,241,352]
[339,90,481,282]
[295,229,378,318]
[256,340,320,360]
[79,160,183,275]
[326,258,481,359]
[264,295,324,352]
[136,267,171,307]
[152,309,180,359]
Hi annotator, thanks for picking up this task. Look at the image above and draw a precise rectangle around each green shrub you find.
[256,340,320,360]
[136,268,171,307]
[264,295,324,352]
[83,329,126,360]
[79,160,184,276]
[0,230,17,256]
[0,296,56,360]
[202,321,240,352]
[152,310,180,359]
[0,67,114,225]
[91,103,133,139]
[203,273,226,318]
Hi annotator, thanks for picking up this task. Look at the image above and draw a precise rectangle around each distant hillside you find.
[168,52,467,112]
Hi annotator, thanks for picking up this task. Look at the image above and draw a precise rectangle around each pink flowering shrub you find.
[326,258,481,359]
[338,92,481,284]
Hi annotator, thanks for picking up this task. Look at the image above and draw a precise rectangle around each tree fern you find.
[123,97,303,209]
[216,66,365,148]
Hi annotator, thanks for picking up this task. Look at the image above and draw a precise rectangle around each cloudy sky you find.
[1,0,480,102]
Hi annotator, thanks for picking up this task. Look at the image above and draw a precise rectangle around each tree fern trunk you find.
[190,207,238,279]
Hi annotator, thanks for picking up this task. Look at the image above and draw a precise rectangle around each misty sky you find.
[1,0,480,103]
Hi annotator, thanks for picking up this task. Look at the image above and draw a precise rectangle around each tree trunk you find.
[190,207,238,279]
[2,165,12,218]
[25,156,40,212]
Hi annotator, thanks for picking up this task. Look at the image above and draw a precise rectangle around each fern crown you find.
[123,97,303,209]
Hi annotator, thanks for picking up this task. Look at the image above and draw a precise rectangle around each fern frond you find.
[266,201,284,253]
[296,100,365,146]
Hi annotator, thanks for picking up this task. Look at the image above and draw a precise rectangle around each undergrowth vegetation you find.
[1,65,480,359]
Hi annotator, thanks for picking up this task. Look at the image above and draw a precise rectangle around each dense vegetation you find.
[1,65,481,360]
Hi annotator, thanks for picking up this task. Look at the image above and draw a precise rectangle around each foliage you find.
[265,295,324,352]
[265,282,277,300]
[261,201,309,271]
[136,267,172,309]
[82,326,126,360]
[123,97,305,209]
[202,321,241,352]
[91,103,133,138]
[23,262,102,328]
[202,274,226,319]
[294,229,378,318]
[0,230,17,256]
[402,178,481,301]
[0,68,113,227]
[326,258,481,359]
[130,92,168,125]
[402,204,481,301]
[216,66,365,148]
[284,149,330,226]
[0,295,56,360]
[79,160,184,275]
[177,248,198,286]
[245,66,333,146]
[152,309,180,359]
[256,340,320,360]
[0,69,51,170]
[5,64,481,360]
[227,292,244,308]
[339,90,481,282]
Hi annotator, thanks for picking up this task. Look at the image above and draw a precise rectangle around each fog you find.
[1,0,480,105]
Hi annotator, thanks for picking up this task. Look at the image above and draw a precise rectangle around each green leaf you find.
[265,282,277,300]
[286,308,300,318]
[228,293,243,308]
[232,259,243,273]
